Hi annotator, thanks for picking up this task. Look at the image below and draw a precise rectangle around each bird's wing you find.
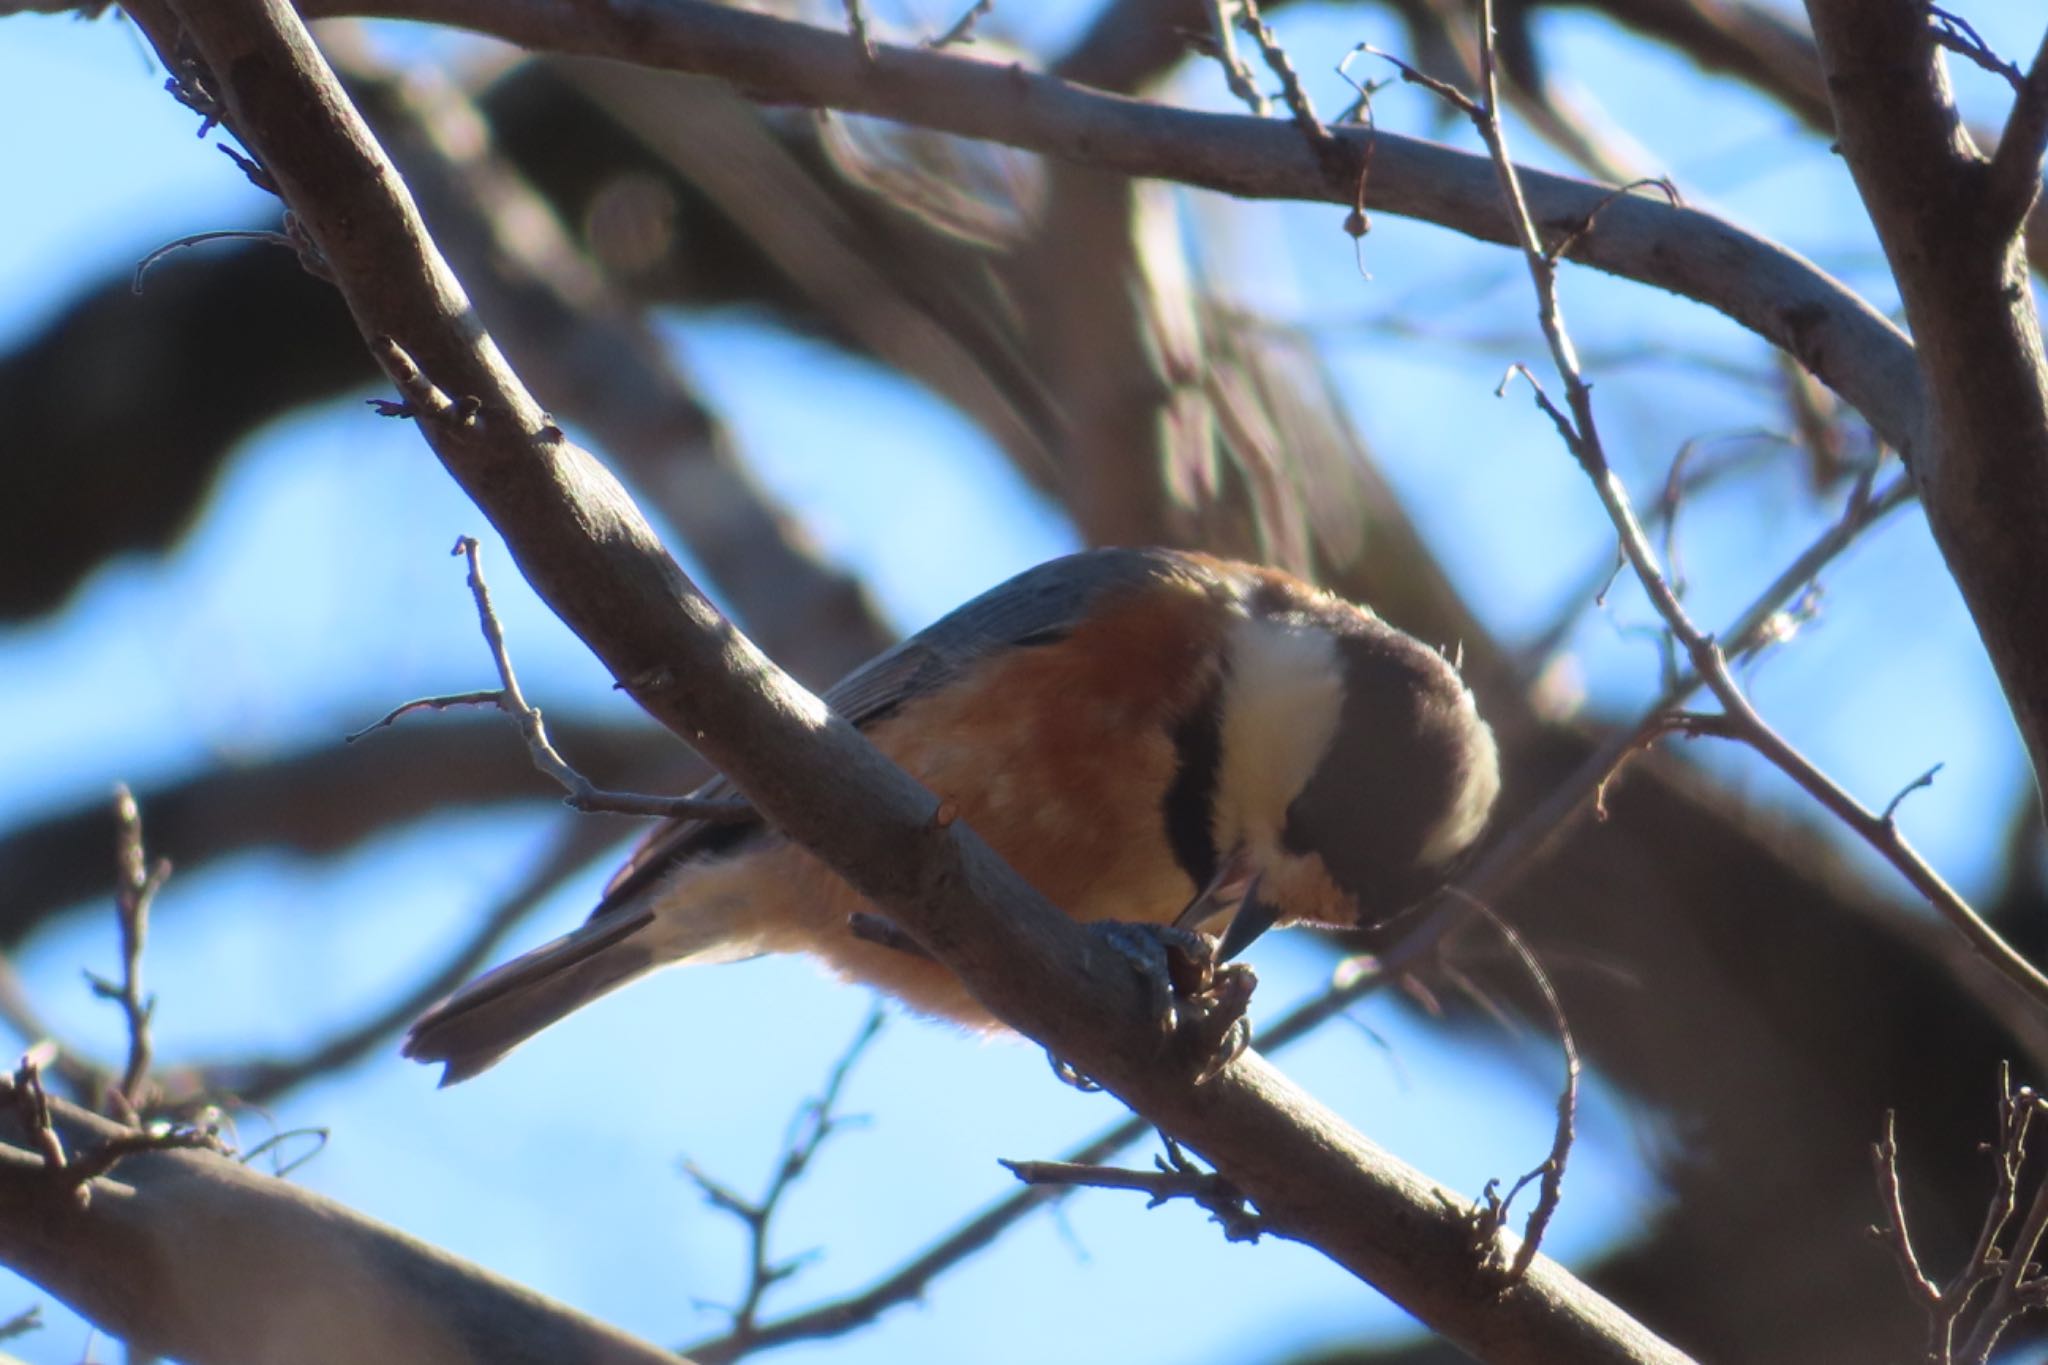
[593,547,1212,916]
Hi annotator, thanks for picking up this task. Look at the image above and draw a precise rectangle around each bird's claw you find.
[1087,921,1257,1083]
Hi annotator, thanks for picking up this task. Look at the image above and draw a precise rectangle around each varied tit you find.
[405,548,1501,1084]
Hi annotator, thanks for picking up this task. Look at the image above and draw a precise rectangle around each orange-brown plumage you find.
[760,567,1230,1022]
[404,549,1499,1084]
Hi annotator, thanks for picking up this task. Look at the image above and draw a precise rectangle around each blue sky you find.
[0,4,2040,1363]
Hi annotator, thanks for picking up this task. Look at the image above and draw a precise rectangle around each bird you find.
[404,547,1500,1084]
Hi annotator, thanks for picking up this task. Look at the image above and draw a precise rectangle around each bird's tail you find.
[403,890,758,1085]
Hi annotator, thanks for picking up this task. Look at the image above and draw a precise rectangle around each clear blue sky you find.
[0,4,2037,1363]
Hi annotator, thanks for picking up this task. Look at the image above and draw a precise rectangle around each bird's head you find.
[1181,574,1501,959]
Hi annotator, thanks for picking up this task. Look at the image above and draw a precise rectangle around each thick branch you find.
[0,1077,680,1365]
[1806,2,2048,799]
[129,2,1691,1360]
[306,0,1926,461]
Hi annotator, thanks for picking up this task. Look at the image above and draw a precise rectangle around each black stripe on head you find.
[1161,672,1224,890]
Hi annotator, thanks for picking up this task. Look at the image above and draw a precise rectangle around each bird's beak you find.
[1215,883,1279,962]
[1173,852,1279,962]
[1173,851,1254,936]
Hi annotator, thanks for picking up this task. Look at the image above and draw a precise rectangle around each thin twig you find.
[351,537,754,823]
[100,786,167,1111]
[924,0,992,49]
[0,1305,40,1342]
[1957,1078,2048,1362]
[1454,893,1579,1283]
[6,1055,221,1207]
[1881,762,1946,826]
[1876,1068,2048,1363]
[841,0,876,62]
[1871,1110,1942,1307]
[1236,0,1334,153]
[131,228,296,293]
[684,1009,886,1354]
[1204,0,1269,117]
[1449,0,2048,1022]
[998,1135,1266,1243]
[1926,7,2025,91]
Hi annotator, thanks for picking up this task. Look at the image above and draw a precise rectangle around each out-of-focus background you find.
[1,2,2043,1361]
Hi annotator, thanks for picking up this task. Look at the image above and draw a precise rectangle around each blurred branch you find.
[0,1072,683,1365]
[329,35,899,686]
[202,816,616,1107]
[555,58,1059,496]
[0,240,364,621]
[0,714,668,948]
[0,804,615,1113]
[127,2,1692,1358]
[303,0,1927,462]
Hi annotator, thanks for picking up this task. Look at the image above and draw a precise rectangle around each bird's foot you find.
[1088,921,1257,1084]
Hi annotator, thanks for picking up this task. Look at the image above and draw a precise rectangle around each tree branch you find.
[119,2,1693,1359]
[302,0,1927,462]
[1807,0,2048,800]
[0,1074,682,1365]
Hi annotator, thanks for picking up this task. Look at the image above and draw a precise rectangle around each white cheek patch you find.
[1213,616,1345,856]
[1418,688,1501,868]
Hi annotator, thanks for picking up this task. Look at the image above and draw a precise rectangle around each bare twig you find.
[1926,7,2025,91]
[1236,0,1332,155]
[684,1009,886,1353]
[0,1305,40,1342]
[1456,894,1579,1284]
[11,1055,67,1175]
[842,0,876,62]
[1985,24,2048,232]
[1957,1081,2048,1362]
[1881,762,1946,826]
[131,228,298,293]
[96,787,168,1112]
[1871,1110,1942,1308]
[1204,0,1270,116]
[352,537,753,823]
[999,1135,1266,1243]
[925,0,992,49]
[1444,0,2048,1021]
[8,1055,222,1208]
[1875,1068,2048,1363]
